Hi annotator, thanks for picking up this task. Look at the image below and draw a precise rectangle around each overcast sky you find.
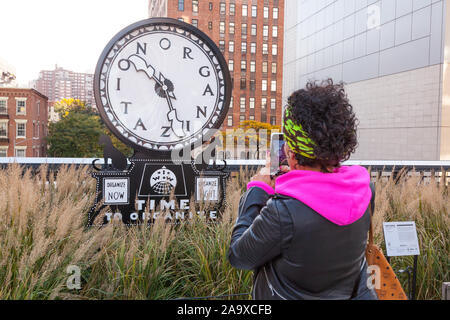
[0,0,148,86]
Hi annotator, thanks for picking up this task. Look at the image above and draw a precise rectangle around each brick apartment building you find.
[34,66,95,121]
[148,0,284,129]
[0,88,48,157]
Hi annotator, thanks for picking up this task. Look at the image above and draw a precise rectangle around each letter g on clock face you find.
[94,18,231,152]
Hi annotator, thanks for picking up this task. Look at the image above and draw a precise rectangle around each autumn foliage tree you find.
[47,99,132,158]
[238,120,281,159]
[218,120,281,160]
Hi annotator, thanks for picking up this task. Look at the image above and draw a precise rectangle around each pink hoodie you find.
[247,166,372,226]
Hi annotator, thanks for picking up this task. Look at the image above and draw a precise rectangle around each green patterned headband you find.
[283,106,317,159]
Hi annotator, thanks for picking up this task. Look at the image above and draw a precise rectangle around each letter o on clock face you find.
[94,18,231,153]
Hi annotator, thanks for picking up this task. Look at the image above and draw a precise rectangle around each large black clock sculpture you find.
[88,18,231,226]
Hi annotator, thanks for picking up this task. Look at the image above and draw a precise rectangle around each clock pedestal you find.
[88,145,229,226]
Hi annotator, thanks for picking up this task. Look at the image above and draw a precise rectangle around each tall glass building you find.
[283,0,449,160]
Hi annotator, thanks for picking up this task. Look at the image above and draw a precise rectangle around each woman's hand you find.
[250,166,275,188]
[250,155,278,188]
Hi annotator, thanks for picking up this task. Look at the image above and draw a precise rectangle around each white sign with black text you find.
[103,178,130,205]
[196,177,219,202]
[383,221,420,257]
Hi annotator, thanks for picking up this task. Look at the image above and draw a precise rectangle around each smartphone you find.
[270,133,288,176]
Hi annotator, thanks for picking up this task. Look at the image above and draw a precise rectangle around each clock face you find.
[94,18,231,153]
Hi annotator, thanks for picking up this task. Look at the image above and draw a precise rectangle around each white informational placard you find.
[103,178,129,205]
[196,177,219,202]
[383,221,420,257]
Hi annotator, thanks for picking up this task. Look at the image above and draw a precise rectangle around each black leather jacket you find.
[228,184,377,300]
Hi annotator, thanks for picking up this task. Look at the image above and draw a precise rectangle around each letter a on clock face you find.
[94,18,231,152]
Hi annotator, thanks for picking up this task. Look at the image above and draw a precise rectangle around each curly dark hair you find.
[285,79,358,170]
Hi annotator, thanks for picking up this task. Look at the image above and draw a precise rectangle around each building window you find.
[0,147,7,157]
[272,44,278,55]
[192,0,198,13]
[273,7,279,19]
[271,80,277,92]
[240,78,246,89]
[241,60,247,71]
[242,4,248,17]
[264,6,269,19]
[263,25,269,38]
[250,61,256,73]
[249,98,255,109]
[219,40,225,52]
[251,24,257,36]
[0,121,7,138]
[229,98,233,109]
[251,5,257,17]
[220,21,225,34]
[17,122,26,138]
[270,116,277,125]
[209,2,213,11]
[249,115,255,120]
[261,98,267,109]
[241,42,247,53]
[250,79,256,91]
[220,2,225,14]
[273,26,278,38]
[262,43,268,55]
[229,41,234,52]
[230,3,235,15]
[272,62,277,74]
[228,59,234,72]
[178,0,184,11]
[208,21,213,30]
[15,148,26,157]
[262,61,268,73]
[16,99,26,115]
[229,22,235,34]
[241,23,247,35]
[271,99,276,109]
[227,115,233,126]
[240,115,245,122]
[262,80,267,91]
[240,97,246,110]
[192,19,198,27]
[0,98,7,114]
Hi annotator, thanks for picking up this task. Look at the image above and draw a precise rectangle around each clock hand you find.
[129,54,177,100]
[159,73,185,138]
[128,54,163,87]
[128,54,185,138]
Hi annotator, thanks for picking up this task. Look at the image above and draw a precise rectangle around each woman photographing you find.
[228,79,377,300]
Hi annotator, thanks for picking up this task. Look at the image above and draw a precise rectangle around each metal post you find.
[411,255,418,300]
[443,283,450,300]
[442,169,447,186]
